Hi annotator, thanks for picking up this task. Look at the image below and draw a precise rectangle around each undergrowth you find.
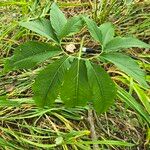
[0,0,150,149]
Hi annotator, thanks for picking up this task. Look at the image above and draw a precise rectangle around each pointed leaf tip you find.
[84,17,102,43]
[50,2,67,36]
[99,22,115,47]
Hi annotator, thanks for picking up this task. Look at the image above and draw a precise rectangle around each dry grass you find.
[0,0,150,149]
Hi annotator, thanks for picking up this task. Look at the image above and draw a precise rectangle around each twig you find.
[88,108,100,150]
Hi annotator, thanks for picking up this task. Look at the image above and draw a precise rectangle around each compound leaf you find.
[50,3,67,36]
[20,18,58,42]
[86,61,116,113]
[104,37,150,52]
[4,41,61,71]
[84,17,102,43]
[100,53,149,88]
[99,22,114,47]
[60,58,92,107]
[33,56,70,107]
[60,15,84,39]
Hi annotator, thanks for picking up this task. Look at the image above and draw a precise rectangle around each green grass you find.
[0,98,142,149]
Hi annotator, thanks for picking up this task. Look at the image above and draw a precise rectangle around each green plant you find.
[1,96,139,149]
[4,2,149,114]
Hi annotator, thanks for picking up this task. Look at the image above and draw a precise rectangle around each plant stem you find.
[88,107,100,150]
[78,36,86,59]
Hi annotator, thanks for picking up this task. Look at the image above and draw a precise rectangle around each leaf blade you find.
[104,37,150,52]
[50,3,67,36]
[4,41,61,71]
[60,15,84,38]
[60,58,92,107]
[99,22,114,46]
[100,53,149,88]
[86,61,116,113]
[20,18,58,42]
[84,17,102,43]
[33,56,70,107]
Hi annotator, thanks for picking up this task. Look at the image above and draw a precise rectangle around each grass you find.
[0,0,150,149]
[0,98,142,149]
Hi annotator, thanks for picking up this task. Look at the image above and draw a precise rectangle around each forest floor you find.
[0,0,150,150]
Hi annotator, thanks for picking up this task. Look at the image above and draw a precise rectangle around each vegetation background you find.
[0,0,150,149]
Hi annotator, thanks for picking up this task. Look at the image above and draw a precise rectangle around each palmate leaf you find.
[99,22,114,47]
[100,53,149,88]
[50,3,67,36]
[60,15,84,39]
[60,58,92,107]
[33,56,70,107]
[20,18,58,42]
[86,61,116,113]
[104,37,150,52]
[84,17,102,43]
[4,41,61,71]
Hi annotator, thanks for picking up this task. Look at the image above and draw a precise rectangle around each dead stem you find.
[88,108,100,150]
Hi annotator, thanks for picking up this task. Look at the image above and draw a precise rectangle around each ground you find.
[0,0,150,149]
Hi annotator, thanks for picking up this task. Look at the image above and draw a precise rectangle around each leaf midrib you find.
[101,54,145,80]
[13,50,60,65]
[43,57,69,105]
[108,58,145,79]
[75,59,80,102]
[92,24,101,42]
[103,28,112,45]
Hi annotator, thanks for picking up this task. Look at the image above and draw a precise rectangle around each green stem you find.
[78,36,86,59]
